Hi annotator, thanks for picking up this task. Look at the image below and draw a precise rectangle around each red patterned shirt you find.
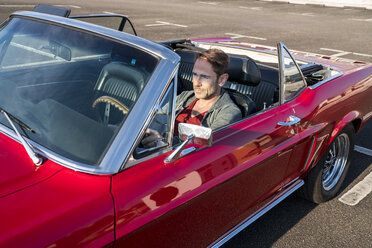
[174,99,207,136]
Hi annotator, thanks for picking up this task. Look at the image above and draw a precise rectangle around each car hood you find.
[0,132,63,198]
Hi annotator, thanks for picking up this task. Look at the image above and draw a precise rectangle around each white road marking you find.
[239,6,263,11]
[289,12,315,16]
[0,4,81,9]
[353,52,372,58]
[320,48,347,53]
[349,18,372,22]
[198,1,219,5]
[146,21,188,28]
[225,33,267,40]
[331,51,352,57]
[354,145,372,157]
[320,48,372,58]
[339,170,372,206]
[103,11,119,15]
[0,5,34,7]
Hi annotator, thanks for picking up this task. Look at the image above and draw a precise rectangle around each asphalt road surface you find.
[0,1,371,247]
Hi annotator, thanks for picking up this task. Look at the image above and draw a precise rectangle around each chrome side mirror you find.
[164,123,212,163]
[178,123,212,146]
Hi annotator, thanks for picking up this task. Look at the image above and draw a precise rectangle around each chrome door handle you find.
[278,115,301,126]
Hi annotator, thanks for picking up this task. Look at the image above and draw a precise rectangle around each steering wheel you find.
[92,95,129,115]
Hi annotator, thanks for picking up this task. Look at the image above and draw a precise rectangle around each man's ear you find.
[218,73,229,87]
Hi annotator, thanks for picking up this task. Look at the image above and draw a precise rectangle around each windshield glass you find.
[0,17,159,165]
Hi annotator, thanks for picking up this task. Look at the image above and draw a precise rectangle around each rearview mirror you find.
[41,40,71,61]
[178,123,212,146]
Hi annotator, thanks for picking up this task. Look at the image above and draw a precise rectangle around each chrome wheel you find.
[322,133,350,191]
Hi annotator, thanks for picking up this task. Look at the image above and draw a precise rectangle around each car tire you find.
[300,124,355,203]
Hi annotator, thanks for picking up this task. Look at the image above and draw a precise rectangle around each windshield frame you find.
[0,11,180,175]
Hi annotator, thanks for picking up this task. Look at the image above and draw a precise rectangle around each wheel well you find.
[351,118,362,133]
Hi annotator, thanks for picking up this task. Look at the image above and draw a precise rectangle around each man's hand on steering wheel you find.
[141,129,163,149]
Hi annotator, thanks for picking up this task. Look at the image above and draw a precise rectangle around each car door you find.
[275,43,320,184]
[111,50,306,247]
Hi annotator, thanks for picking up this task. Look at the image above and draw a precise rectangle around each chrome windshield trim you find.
[208,178,304,248]
[100,59,180,174]
[0,12,180,174]
[123,65,180,170]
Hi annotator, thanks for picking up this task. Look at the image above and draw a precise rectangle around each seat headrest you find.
[228,56,261,86]
[96,62,145,91]
[176,50,261,86]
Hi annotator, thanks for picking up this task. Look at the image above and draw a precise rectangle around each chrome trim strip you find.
[168,70,178,145]
[301,135,317,172]
[208,178,304,248]
[277,43,285,104]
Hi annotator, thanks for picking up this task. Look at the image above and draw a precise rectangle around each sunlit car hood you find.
[0,133,63,198]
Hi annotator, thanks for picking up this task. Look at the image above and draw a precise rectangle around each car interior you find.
[168,41,280,115]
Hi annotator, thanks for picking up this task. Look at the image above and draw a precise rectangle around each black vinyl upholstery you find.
[225,88,256,118]
[93,62,145,123]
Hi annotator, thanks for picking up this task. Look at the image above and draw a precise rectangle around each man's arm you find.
[208,105,242,130]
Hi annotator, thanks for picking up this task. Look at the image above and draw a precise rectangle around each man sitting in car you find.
[142,48,241,147]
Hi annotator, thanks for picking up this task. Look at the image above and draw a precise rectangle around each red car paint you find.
[1,13,372,248]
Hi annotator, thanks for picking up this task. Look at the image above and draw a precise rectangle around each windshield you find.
[0,17,159,165]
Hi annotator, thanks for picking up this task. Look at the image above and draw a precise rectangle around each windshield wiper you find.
[0,108,43,166]
[0,108,35,133]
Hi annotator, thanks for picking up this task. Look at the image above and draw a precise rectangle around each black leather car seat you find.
[93,62,145,124]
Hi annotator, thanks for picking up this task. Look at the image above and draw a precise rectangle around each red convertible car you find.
[0,5,371,248]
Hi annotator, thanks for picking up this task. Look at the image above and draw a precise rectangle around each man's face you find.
[192,58,220,100]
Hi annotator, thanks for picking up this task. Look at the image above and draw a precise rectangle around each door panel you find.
[112,104,302,247]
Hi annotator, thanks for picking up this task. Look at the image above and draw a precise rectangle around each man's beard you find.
[194,79,219,100]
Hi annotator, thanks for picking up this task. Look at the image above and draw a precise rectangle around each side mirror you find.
[164,123,212,163]
[178,123,212,146]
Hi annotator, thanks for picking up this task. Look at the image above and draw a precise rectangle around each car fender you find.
[328,111,360,147]
[301,111,359,178]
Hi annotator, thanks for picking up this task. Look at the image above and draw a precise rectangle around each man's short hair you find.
[195,48,230,77]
